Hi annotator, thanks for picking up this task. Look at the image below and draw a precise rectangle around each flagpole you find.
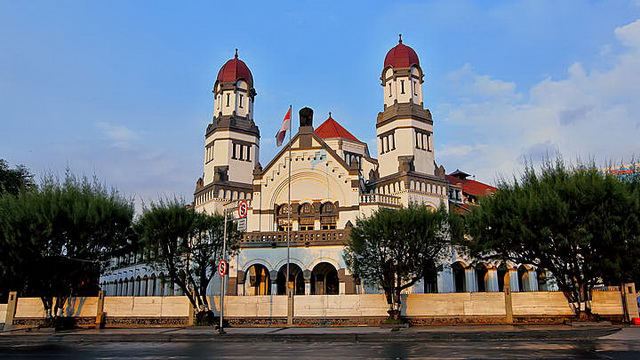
[286,105,293,326]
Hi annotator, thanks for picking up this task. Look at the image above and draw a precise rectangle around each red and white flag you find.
[275,106,291,147]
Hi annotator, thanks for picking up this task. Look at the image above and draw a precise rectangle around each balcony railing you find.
[359,193,401,206]
[242,229,350,247]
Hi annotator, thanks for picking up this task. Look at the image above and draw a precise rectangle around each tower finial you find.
[329,111,332,118]
[398,34,402,44]
[235,48,238,58]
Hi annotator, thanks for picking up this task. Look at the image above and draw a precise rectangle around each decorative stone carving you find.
[213,166,229,182]
[398,155,415,173]
[299,107,313,127]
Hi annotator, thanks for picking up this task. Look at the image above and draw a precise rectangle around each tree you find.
[0,160,36,301]
[0,159,35,195]
[0,173,134,318]
[344,204,462,318]
[135,200,241,317]
[464,159,640,319]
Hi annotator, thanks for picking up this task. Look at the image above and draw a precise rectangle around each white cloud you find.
[445,63,521,102]
[438,18,640,183]
[96,122,139,150]
[439,144,487,157]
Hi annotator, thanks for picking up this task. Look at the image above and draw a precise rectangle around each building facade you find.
[100,38,551,298]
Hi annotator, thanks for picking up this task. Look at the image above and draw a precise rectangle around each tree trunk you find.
[41,297,53,319]
[393,288,402,312]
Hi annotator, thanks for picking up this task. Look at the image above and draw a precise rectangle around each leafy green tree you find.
[464,159,640,319]
[0,159,35,195]
[0,159,36,301]
[135,200,241,316]
[344,204,462,317]
[0,173,134,317]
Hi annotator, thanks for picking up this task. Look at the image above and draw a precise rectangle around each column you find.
[236,271,246,296]
[146,278,154,296]
[3,291,18,331]
[437,263,453,293]
[508,269,519,292]
[465,268,478,293]
[337,269,346,295]
[527,270,538,291]
[154,277,162,296]
[304,270,312,295]
[486,268,500,292]
[270,270,278,296]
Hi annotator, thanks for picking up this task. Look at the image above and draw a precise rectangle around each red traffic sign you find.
[218,259,228,277]
[238,201,248,219]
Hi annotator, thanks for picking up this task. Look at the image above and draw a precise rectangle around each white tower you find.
[376,36,435,178]
[195,50,260,214]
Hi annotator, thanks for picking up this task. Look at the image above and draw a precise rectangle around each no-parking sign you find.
[238,201,248,219]
[218,259,228,277]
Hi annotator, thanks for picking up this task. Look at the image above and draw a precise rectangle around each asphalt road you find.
[0,326,637,359]
[1,338,639,359]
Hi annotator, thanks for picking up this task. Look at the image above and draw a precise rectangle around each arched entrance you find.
[517,265,529,292]
[246,264,271,295]
[497,263,509,292]
[452,262,466,293]
[475,263,489,292]
[423,260,438,293]
[277,263,305,295]
[311,262,338,295]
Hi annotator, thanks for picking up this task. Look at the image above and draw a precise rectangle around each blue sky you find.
[2,1,640,209]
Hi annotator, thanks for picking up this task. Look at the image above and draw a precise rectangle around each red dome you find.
[384,36,420,68]
[216,51,253,86]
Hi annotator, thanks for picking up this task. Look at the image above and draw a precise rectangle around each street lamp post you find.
[218,206,229,334]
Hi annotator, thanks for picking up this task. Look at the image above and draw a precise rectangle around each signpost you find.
[218,200,248,334]
[237,201,248,231]
[237,218,247,232]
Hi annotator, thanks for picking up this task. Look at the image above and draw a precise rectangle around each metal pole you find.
[219,208,228,334]
[286,105,293,326]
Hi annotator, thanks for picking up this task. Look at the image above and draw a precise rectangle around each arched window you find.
[298,203,314,231]
[320,202,337,230]
[276,204,292,231]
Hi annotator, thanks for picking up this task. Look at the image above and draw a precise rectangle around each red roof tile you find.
[446,174,497,197]
[315,116,360,142]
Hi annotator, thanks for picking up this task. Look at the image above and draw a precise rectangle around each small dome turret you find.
[216,49,254,86]
[383,34,420,68]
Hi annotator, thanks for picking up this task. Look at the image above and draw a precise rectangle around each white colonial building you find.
[100,38,552,298]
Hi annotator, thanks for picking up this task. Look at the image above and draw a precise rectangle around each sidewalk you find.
[0,324,630,344]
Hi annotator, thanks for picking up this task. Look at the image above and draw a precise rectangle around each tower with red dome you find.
[196,50,260,215]
[376,35,438,181]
